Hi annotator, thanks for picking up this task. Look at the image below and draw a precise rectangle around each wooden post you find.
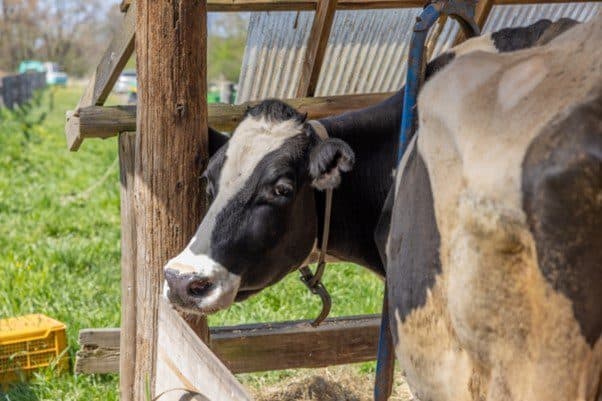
[296,0,338,97]
[118,132,137,401]
[133,0,209,399]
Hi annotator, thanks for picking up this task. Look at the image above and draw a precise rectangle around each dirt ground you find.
[249,366,414,401]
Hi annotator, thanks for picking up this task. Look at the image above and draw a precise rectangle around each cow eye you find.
[274,180,294,197]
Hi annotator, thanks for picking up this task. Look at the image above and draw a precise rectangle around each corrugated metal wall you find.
[236,3,599,103]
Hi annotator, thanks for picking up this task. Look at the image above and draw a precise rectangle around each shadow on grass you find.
[0,381,41,401]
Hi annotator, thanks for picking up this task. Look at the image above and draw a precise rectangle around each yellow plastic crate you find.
[0,314,69,384]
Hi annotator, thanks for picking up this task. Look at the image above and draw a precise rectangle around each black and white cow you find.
[384,17,601,401]
[163,16,601,401]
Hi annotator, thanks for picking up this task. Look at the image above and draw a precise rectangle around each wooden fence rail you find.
[1,72,46,109]
[76,314,381,375]
[75,92,393,139]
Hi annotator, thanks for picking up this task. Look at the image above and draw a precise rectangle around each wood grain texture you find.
[75,314,381,374]
[155,299,251,401]
[75,329,120,374]
[118,132,137,401]
[133,0,209,399]
[75,92,394,143]
[65,2,135,150]
[211,314,381,373]
[296,0,338,97]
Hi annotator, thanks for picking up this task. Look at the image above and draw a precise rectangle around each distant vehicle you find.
[17,61,68,86]
[127,79,137,104]
[18,60,45,74]
[44,62,68,86]
[115,70,137,94]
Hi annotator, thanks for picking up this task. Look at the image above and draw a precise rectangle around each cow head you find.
[163,100,354,314]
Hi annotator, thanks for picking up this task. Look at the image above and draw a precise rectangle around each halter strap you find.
[299,120,333,327]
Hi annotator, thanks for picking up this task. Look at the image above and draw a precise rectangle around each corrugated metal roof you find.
[236,2,599,103]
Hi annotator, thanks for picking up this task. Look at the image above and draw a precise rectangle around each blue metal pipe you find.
[397,4,441,162]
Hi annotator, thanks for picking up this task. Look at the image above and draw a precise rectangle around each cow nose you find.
[164,268,214,304]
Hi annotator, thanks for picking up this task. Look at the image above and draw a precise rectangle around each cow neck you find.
[315,91,403,277]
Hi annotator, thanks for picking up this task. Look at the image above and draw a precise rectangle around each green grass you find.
[0,87,383,400]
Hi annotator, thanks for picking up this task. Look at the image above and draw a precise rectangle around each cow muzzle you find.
[162,257,241,315]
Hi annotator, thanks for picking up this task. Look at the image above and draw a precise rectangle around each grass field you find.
[0,87,384,401]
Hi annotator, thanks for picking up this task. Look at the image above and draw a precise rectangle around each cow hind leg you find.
[522,88,602,400]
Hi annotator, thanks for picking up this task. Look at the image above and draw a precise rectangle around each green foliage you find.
[207,15,248,83]
[0,87,121,400]
[0,87,383,400]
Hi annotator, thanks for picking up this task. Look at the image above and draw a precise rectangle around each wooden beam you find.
[78,105,136,139]
[206,0,424,11]
[133,0,209,399]
[205,0,592,11]
[209,0,316,11]
[205,0,589,11]
[155,299,251,401]
[453,0,495,45]
[118,132,136,401]
[65,2,135,151]
[75,314,381,374]
[73,92,393,144]
[211,314,381,373]
[296,0,338,97]
[75,329,120,374]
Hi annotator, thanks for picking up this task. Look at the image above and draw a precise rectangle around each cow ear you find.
[309,138,355,190]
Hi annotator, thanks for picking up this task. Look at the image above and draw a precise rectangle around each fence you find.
[1,72,46,109]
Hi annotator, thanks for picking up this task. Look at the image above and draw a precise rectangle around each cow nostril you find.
[187,278,213,297]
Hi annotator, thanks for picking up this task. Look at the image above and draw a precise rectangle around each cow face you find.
[163,100,354,315]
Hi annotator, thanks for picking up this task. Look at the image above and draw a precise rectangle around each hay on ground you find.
[248,366,414,401]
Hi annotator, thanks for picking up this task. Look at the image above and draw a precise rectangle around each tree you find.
[0,0,115,76]
[208,14,249,83]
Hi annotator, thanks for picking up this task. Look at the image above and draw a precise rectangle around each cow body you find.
[386,17,601,401]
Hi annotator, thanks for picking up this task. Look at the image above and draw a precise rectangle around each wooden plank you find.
[155,299,251,401]
[133,0,209,399]
[205,0,588,11]
[79,328,121,348]
[296,0,338,97]
[453,0,495,45]
[75,314,381,374]
[78,105,137,139]
[118,132,137,401]
[208,0,317,11]
[211,314,381,373]
[65,2,135,151]
[75,329,120,374]
[74,92,393,143]
[206,0,423,11]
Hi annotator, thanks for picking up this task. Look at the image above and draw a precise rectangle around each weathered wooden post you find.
[118,131,137,401]
[133,0,209,399]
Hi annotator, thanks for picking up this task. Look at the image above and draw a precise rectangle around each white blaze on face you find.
[163,114,306,313]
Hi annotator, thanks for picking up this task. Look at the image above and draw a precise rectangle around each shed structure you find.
[65,0,600,400]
